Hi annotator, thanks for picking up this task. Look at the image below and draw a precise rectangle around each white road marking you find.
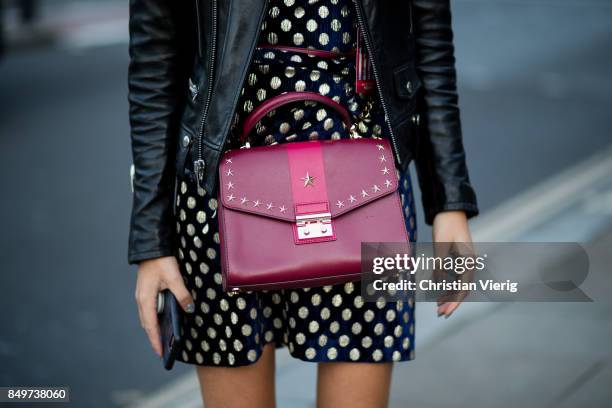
[470,145,612,242]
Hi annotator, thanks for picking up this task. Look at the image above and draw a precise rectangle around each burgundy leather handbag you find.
[218,91,409,292]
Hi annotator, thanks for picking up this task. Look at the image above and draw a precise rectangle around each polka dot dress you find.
[176,0,417,367]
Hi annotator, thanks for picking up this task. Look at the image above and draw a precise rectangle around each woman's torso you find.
[226,0,387,150]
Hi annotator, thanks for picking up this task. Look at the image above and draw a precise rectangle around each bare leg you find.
[196,343,276,408]
[317,362,393,408]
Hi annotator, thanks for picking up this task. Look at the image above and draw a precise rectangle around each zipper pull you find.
[193,159,206,188]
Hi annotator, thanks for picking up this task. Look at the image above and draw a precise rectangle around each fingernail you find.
[437,312,443,317]
[186,303,195,313]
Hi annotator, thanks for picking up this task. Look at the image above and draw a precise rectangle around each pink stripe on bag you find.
[285,141,336,244]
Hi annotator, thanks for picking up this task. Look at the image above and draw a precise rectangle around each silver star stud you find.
[225,158,233,164]
[227,181,234,189]
[336,200,345,208]
[226,168,234,176]
[379,155,387,163]
[381,167,390,175]
[384,179,392,188]
[372,184,381,193]
[252,200,261,207]
[361,189,369,198]
[227,194,235,201]
[376,144,385,150]
[266,202,274,210]
[301,171,316,187]
[279,205,287,213]
[349,195,356,203]
[240,197,249,205]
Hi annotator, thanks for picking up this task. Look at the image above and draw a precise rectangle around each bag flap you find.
[219,138,398,222]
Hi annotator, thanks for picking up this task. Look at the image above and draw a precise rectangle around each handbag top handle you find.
[240,91,354,145]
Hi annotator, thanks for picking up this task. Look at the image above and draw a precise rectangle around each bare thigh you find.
[196,343,276,408]
[317,362,393,408]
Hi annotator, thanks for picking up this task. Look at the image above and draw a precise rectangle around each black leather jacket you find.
[127,0,479,264]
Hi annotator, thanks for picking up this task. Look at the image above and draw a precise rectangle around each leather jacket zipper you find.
[196,0,271,186]
[194,0,271,189]
[193,0,218,188]
[352,0,403,166]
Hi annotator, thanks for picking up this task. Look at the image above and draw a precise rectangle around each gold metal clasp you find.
[349,124,362,139]
[295,212,334,240]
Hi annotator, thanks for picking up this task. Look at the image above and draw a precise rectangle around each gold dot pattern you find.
[176,0,417,367]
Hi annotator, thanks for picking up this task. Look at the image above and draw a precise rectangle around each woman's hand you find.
[432,211,474,318]
[135,256,195,357]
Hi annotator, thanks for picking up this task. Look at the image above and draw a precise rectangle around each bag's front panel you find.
[219,187,408,290]
[218,138,408,290]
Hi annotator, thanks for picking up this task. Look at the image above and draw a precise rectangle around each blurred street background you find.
[0,0,611,407]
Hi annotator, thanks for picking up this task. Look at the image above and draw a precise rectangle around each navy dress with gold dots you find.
[176,0,417,367]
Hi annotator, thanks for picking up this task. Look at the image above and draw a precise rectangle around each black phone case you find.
[158,289,182,370]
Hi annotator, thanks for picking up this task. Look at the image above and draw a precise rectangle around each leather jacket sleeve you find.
[412,0,479,225]
[127,0,195,264]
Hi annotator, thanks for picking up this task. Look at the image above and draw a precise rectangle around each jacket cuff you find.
[128,247,176,265]
[423,201,479,226]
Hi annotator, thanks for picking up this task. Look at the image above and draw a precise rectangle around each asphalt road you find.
[0,0,611,406]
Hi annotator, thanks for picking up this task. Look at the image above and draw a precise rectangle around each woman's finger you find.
[438,301,461,318]
[135,289,145,329]
[437,302,449,316]
[141,290,163,357]
[166,275,195,314]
